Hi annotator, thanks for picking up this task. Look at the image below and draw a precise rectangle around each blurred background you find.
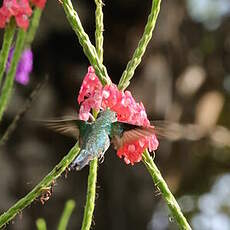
[0,0,230,229]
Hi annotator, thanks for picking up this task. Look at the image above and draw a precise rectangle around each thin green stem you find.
[81,158,98,230]
[115,1,189,228]
[25,8,42,46]
[0,29,26,122]
[0,143,80,228]
[36,218,47,230]
[80,4,104,228]
[58,200,76,230]
[62,0,110,86]
[95,0,104,62]
[118,0,162,90]
[142,150,192,230]
[0,20,16,86]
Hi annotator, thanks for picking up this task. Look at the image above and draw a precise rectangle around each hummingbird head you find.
[98,109,117,123]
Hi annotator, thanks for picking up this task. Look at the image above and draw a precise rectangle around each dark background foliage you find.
[0,0,230,229]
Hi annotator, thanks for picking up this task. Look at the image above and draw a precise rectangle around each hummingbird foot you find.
[98,154,105,164]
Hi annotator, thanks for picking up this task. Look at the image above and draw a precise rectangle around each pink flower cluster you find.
[78,66,159,165]
[0,0,46,30]
[78,66,150,126]
[117,135,159,165]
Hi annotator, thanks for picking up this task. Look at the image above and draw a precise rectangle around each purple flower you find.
[7,47,33,85]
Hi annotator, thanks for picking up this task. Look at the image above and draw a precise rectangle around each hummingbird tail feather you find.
[69,150,94,171]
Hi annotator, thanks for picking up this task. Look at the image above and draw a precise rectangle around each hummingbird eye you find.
[113,112,118,121]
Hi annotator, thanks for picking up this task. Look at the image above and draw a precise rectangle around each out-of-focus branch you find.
[0,79,47,146]
[36,218,47,230]
[58,200,76,230]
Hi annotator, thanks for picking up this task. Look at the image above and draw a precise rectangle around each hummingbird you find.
[44,109,221,170]
[45,109,157,170]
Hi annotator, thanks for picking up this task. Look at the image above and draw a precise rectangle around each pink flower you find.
[0,0,32,30]
[79,95,102,120]
[78,66,159,165]
[101,84,122,109]
[78,66,103,120]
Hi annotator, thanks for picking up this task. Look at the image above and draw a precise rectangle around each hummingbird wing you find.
[43,118,90,139]
[111,122,157,150]
[111,120,212,149]
[111,120,189,149]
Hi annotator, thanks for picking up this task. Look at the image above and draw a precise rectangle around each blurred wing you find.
[151,121,183,140]
[43,118,87,139]
[112,122,157,150]
[151,121,207,141]
[112,120,207,150]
